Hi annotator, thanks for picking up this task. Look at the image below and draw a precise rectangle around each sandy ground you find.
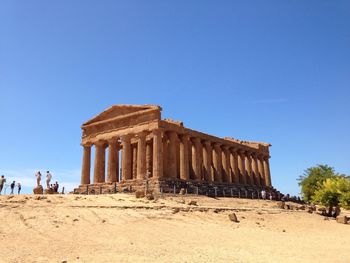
[0,193,350,263]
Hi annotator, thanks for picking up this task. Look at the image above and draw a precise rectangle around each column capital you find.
[136,131,148,138]
[94,140,107,147]
[263,155,271,161]
[121,134,132,141]
[213,142,221,149]
[179,133,190,140]
[257,152,265,158]
[203,140,212,147]
[229,146,238,153]
[237,149,246,155]
[107,138,118,145]
[222,145,231,151]
[250,152,258,157]
[81,142,92,147]
[152,129,163,137]
[191,137,202,145]
[166,130,178,138]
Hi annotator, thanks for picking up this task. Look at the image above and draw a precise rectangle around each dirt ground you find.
[0,193,349,263]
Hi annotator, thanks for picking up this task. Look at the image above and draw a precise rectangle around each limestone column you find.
[176,135,180,179]
[188,139,193,179]
[192,137,203,181]
[115,144,119,182]
[251,153,260,186]
[263,156,272,186]
[258,155,265,186]
[81,143,91,185]
[152,129,163,178]
[222,146,231,183]
[203,141,213,182]
[107,139,118,183]
[136,132,147,180]
[121,135,132,180]
[162,134,168,177]
[213,143,223,182]
[146,141,152,178]
[132,144,137,179]
[167,131,178,178]
[237,150,246,185]
[230,149,239,184]
[245,153,253,185]
[93,141,106,183]
[179,134,189,180]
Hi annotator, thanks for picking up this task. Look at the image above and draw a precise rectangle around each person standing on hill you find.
[53,181,59,193]
[17,183,21,194]
[10,181,15,195]
[0,175,6,194]
[46,171,52,188]
[35,171,42,186]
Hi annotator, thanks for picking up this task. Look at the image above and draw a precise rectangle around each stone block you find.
[135,190,145,198]
[188,200,197,206]
[336,216,348,224]
[228,213,239,222]
[33,185,43,195]
[276,201,285,209]
[145,193,154,200]
[45,188,54,195]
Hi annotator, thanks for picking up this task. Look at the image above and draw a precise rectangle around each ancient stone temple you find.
[74,104,276,196]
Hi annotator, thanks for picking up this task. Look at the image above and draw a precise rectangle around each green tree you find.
[298,165,337,202]
[340,191,350,209]
[312,177,350,216]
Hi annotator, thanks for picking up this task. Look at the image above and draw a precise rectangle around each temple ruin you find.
[74,104,277,197]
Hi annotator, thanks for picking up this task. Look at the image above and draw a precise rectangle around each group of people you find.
[0,170,60,195]
[260,189,275,200]
[35,171,59,193]
[0,175,22,195]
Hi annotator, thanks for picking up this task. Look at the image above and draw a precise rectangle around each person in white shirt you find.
[46,171,52,189]
[35,171,42,187]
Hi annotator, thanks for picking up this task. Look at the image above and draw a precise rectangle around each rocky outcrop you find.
[44,188,54,195]
[33,185,43,195]
[228,213,239,222]
[336,215,348,224]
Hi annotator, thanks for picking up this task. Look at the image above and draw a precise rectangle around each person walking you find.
[261,189,266,200]
[0,175,6,195]
[17,183,21,194]
[46,171,52,189]
[10,181,16,195]
[35,171,42,186]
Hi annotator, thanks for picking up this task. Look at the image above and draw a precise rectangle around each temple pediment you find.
[82,104,161,138]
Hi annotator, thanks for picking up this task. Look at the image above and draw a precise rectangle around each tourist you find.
[35,171,42,186]
[333,206,341,218]
[261,189,266,200]
[10,181,16,195]
[46,171,52,189]
[54,181,59,193]
[17,183,21,194]
[0,175,6,195]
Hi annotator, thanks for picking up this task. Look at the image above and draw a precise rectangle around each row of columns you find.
[81,129,272,187]
[164,131,271,186]
[81,129,163,185]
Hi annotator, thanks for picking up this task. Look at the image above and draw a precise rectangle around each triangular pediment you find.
[82,104,161,127]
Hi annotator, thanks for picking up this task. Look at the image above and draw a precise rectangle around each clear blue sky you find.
[0,1,349,195]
